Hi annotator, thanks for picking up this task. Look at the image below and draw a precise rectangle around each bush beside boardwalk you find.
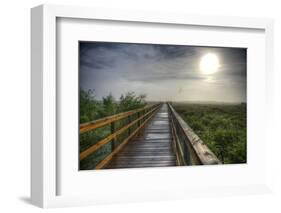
[173,103,246,164]
[79,90,147,170]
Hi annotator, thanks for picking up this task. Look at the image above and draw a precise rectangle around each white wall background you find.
[0,0,280,212]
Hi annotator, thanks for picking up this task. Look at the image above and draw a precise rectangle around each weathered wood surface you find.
[105,104,176,169]
[95,106,159,169]
[168,103,221,165]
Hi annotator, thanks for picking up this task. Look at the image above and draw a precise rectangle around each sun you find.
[200,53,220,75]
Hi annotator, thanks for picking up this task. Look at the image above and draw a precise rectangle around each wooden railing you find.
[80,103,162,169]
[168,103,221,166]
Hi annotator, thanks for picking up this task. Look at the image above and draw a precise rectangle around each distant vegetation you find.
[79,89,147,170]
[173,103,246,164]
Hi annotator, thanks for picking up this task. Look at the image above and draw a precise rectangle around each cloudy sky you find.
[79,42,246,103]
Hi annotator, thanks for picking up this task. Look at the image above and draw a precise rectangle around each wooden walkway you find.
[105,104,176,169]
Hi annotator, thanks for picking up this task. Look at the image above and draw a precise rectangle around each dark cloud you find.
[79,41,246,102]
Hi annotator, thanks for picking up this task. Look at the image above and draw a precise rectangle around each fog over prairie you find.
[79,42,246,103]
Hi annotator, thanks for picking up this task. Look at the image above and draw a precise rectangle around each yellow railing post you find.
[111,121,116,151]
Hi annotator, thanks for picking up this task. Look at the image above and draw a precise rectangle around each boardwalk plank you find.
[105,104,176,169]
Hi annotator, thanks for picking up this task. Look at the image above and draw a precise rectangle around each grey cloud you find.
[79,41,246,102]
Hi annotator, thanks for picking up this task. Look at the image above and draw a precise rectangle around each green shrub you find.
[79,89,147,170]
[173,103,246,164]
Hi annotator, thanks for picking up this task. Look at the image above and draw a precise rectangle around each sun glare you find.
[200,53,220,75]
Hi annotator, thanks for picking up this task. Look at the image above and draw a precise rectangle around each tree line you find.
[80,89,147,123]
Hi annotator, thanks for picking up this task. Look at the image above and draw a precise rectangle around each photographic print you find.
[79,42,246,170]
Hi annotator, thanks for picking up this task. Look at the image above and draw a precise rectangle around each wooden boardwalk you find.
[105,104,176,169]
[79,103,221,169]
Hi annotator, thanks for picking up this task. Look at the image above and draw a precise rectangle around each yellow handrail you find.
[80,103,161,163]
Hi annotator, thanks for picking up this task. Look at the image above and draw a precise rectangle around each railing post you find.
[128,115,132,135]
[111,121,116,151]
[137,112,141,127]
[137,111,141,136]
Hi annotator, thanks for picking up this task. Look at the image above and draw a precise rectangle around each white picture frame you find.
[31,4,274,208]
